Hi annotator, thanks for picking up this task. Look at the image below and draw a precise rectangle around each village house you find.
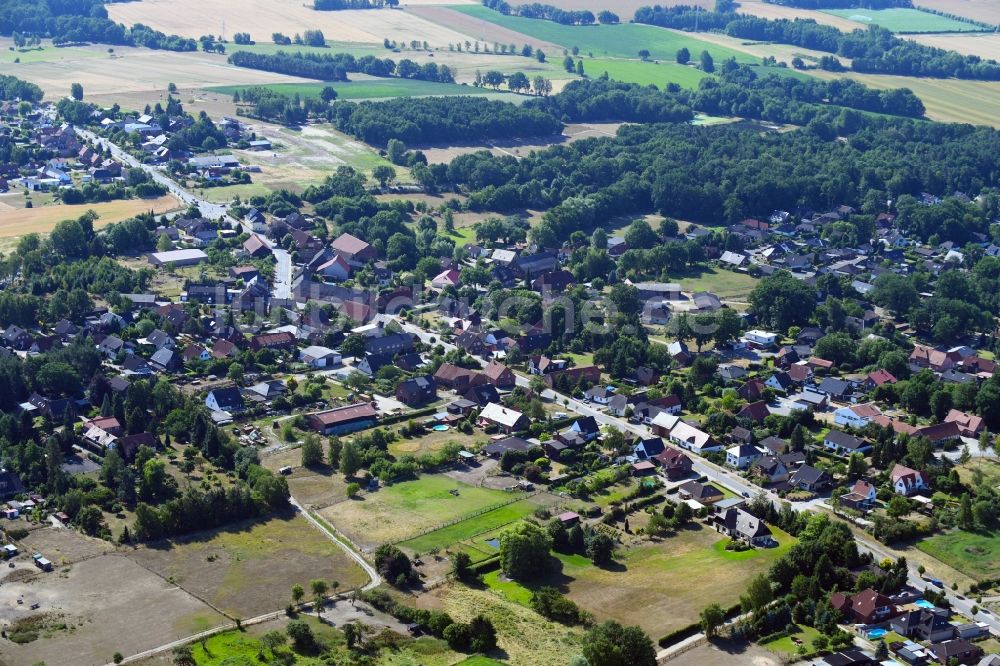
[839,479,877,511]
[830,588,897,625]
[944,408,984,437]
[205,387,245,414]
[678,481,723,505]
[478,403,528,434]
[308,403,378,435]
[788,465,832,492]
[834,403,882,429]
[482,360,516,389]
[726,444,764,470]
[395,375,437,406]
[890,463,930,496]
[714,506,775,547]
[652,446,693,480]
[824,430,870,455]
[299,345,341,369]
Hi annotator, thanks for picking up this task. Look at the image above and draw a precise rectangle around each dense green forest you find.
[330,95,564,146]
[0,0,195,50]
[430,111,1000,237]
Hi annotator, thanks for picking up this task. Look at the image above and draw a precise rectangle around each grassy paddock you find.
[319,475,526,548]
[822,7,984,33]
[399,499,540,555]
[917,529,1000,581]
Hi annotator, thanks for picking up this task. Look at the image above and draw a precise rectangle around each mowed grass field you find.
[822,7,985,33]
[399,499,541,558]
[319,475,529,549]
[130,514,368,617]
[678,266,759,300]
[209,78,508,100]
[482,525,795,638]
[450,5,753,63]
[0,195,181,238]
[917,529,1000,581]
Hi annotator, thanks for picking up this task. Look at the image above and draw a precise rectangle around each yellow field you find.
[108,0,478,47]
[0,195,181,238]
[1,41,309,98]
[809,69,1000,127]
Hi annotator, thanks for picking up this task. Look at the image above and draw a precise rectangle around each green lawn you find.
[586,58,711,89]
[209,79,508,100]
[822,7,984,33]
[677,266,759,300]
[917,529,1000,581]
[399,499,540,554]
[454,5,754,64]
[0,43,103,64]
[483,569,535,606]
[761,625,822,657]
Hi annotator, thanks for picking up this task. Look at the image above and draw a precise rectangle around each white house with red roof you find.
[890,463,930,496]
[431,269,461,289]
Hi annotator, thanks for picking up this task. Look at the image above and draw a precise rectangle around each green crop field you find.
[209,78,508,100]
[453,5,754,63]
[586,57,711,89]
[822,8,984,33]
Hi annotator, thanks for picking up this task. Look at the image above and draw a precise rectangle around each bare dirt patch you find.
[109,0,477,47]
[669,639,783,666]
[416,121,620,163]
[0,551,225,666]
[129,513,368,618]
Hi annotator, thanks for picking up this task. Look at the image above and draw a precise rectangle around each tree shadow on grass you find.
[143,508,300,551]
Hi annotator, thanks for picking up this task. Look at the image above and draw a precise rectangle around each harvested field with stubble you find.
[911,32,1000,60]
[0,41,309,98]
[108,0,477,47]
[129,513,368,618]
[914,0,1000,26]
[408,5,564,53]
[736,0,863,31]
[0,195,181,239]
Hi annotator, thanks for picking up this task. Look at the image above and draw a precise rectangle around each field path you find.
[290,496,382,591]
[109,498,379,665]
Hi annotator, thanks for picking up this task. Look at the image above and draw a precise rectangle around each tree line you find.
[483,0,619,26]
[0,74,43,102]
[0,0,196,51]
[329,95,564,146]
[228,50,455,83]
[314,0,398,8]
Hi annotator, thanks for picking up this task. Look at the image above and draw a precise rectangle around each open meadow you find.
[108,0,478,47]
[481,524,796,639]
[735,1,864,31]
[129,513,368,618]
[0,195,182,239]
[421,585,583,666]
[916,529,1000,581]
[821,7,985,33]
